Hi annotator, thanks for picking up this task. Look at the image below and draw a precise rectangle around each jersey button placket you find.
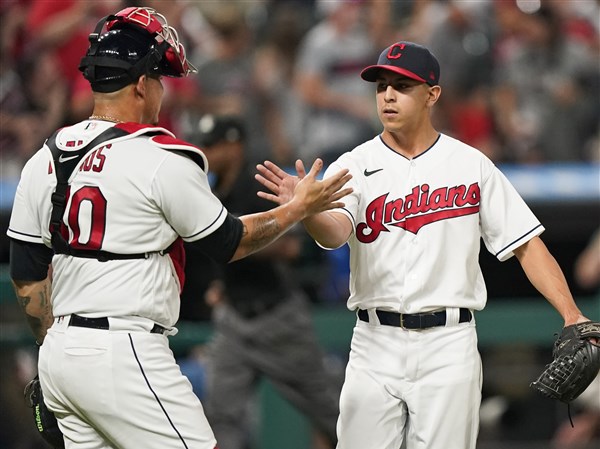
[406,160,419,289]
[404,160,419,300]
[409,160,416,184]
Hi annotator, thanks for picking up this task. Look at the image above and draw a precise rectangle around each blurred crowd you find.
[1,0,599,183]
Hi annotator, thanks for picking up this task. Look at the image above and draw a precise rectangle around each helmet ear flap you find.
[136,46,163,79]
[82,65,94,83]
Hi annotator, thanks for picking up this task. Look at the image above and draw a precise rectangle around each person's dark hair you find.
[531,4,562,49]
[194,115,246,147]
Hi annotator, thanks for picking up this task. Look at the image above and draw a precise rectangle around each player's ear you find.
[426,85,441,107]
[133,75,147,99]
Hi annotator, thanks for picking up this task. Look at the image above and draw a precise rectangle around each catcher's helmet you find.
[79,7,197,93]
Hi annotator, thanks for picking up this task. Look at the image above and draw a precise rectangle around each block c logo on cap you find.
[387,43,406,60]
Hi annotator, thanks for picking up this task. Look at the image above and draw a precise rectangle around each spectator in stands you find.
[252,2,312,165]
[491,3,599,162]
[546,0,600,52]
[426,0,499,160]
[293,0,379,165]
[0,48,67,179]
[189,3,271,164]
[25,0,121,121]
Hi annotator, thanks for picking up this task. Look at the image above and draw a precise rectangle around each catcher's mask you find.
[79,6,197,93]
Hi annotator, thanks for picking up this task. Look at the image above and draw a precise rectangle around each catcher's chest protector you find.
[46,124,207,261]
[47,126,130,256]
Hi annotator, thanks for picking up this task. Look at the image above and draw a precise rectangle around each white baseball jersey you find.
[323,133,544,314]
[8,120,227,327]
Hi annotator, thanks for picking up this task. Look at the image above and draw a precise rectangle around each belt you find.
[68,314,167,334]
[357,308,472,329]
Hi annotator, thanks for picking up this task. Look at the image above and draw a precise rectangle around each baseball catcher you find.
[24,375,65,448]
[531,321,600,404]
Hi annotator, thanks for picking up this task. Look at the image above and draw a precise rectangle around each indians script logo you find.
[356,183,480,243]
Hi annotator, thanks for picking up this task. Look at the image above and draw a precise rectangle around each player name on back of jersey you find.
[356,182,480,242]
[78,145,109,173]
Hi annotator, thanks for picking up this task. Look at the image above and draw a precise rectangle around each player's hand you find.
[257,159,352,216]
[255,160,300,205]
[291,159,352,217]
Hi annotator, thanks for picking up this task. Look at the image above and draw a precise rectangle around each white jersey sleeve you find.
[151,150,226,243]
[321,157,361,234]
[479,163,544,261]
[7,148,55,246]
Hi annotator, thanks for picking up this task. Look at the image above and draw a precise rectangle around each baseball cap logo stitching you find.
[360,41,440,86]
[387,43,405,60]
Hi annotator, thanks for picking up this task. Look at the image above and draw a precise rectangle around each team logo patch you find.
[356,183,480,242]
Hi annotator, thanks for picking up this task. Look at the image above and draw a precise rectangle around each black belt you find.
[357,308,472,329]
[68,314,167,334]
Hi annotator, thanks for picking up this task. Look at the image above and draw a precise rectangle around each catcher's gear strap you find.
[47,126,135,260]
[47,123,206,262]
[114,122,208,172]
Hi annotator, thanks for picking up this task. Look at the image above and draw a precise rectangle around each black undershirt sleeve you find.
[10,213,243,280]
[186,212,244,263]
[10,239,53,281]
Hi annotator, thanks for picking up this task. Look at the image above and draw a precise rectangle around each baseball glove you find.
[530,321,600,403]
[24,375,65,448]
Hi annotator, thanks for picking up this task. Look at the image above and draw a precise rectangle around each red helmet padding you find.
[107,7,165,36]
[104,7,195,78]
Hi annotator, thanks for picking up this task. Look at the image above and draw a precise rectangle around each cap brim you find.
[360,65,426,83]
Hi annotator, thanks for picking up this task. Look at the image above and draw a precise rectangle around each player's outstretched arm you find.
[231,159,352,261]
[514,236,589,326]
[256,159,353,249]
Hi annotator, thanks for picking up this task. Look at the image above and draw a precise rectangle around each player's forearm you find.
[12,277,54,344]
[515,237,584,325]
[231,201,305,262]
[303,211,352,249]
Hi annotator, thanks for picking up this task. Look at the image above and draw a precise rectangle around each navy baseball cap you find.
[360,41,440,86]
